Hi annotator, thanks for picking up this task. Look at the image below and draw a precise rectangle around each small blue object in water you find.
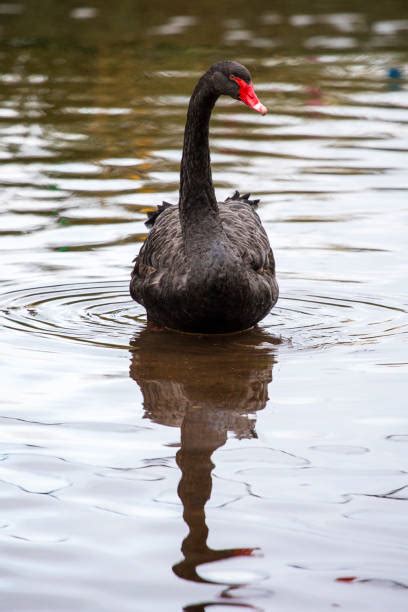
[387,67,403,79]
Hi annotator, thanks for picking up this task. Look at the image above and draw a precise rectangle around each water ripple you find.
[0,282,406,352]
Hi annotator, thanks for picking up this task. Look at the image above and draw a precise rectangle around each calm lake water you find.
[0,1,408,610]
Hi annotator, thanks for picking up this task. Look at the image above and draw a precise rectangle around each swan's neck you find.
[179,77,221,247]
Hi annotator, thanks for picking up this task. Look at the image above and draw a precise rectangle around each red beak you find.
[230,76,268,115]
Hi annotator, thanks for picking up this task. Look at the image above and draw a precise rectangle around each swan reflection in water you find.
[129,328,278,587]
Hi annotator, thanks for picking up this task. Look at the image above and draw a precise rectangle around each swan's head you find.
[210,60,268,115]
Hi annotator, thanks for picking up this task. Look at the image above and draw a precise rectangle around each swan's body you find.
[130,61,278,333]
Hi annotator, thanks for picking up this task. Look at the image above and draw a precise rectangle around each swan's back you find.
[130,195,278,332]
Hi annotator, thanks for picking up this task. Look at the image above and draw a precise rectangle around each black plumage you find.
[130,61,278,333]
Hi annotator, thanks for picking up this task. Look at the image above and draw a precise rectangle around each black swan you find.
[130,60,278,333]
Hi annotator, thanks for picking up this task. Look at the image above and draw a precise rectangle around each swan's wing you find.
[219,197,276,276]
[130,206,186,305]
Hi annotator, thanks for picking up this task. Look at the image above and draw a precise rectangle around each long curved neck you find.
[179,75,222,246]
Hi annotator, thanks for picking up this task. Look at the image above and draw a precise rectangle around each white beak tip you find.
[253,102,268,115]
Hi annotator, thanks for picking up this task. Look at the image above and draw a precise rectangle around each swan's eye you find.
[229,75,268,115]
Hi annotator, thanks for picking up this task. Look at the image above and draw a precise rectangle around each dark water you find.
[0,1,408,610]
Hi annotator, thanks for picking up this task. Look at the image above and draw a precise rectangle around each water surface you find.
[0,2,407,611]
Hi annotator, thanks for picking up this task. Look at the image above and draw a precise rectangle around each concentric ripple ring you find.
[0,281,406,352]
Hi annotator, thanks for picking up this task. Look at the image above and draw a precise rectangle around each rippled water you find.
[1,2,408,611]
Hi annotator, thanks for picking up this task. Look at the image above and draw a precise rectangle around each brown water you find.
[1,1,408,610]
